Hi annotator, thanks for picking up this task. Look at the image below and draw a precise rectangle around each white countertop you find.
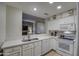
[1,34,58,49]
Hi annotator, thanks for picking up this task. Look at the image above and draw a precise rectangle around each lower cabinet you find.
[3,38,55,56]
[9,52,21,56]
[50,38,54,49]
[22,43,34,56]
[22,41,41,56]
[50,38,57,50]
[41,39,51,55]
[3,46,21,56]
[22,48,33,56]
[33,41,41,56]
[46,39,50,52]
[41,39,47,55]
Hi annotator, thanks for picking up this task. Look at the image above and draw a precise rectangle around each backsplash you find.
[22,34,49,40]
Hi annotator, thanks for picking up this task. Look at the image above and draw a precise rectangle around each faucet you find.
[27,30,31,41]
[27,33,31,41]
[22,30,32,42]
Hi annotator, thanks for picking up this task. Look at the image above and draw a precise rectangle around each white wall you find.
[0,3,6,47]
[74,2,79,56]
[6,6,22,41]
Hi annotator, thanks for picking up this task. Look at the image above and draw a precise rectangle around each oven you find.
[58,23,76,55]
[57,39,74,55]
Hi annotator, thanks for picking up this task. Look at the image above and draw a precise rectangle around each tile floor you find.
[45,50,61,56]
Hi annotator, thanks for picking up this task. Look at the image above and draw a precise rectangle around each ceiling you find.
[4,2,76,19]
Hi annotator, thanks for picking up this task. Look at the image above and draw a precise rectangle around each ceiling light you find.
[49,2,54,4]
[57,5,62,10]
[33,8,37,11]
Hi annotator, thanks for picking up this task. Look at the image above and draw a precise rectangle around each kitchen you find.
[0,2,79,56]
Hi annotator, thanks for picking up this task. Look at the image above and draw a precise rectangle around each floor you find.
[45,50,61,56]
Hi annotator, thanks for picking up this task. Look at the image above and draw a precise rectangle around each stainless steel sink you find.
[22,38,39,42]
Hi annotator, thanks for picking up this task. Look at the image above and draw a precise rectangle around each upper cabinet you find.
[6,6,22,41]
[46,9,76,31]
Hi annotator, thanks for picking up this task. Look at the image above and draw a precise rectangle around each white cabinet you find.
[3,46,21,56]
[22,43,34,56]
[50,38,54,49]
[3,37,55,56]
[50,38,57,50]
[34,41,41,56]
[41,39,47,55]
[41,39,50,55]
[22,48,33,56]
[46,39,50,52]
[53,39,57,50]
[22,41,41,56]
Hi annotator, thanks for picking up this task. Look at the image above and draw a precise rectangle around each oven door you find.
[57,39,74,55]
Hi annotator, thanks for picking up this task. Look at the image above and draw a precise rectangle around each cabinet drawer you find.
[3,52,12,56]
[22,48,33,56]
[12,52,21,56]
[4,52,21,56]
[3,46,21,56]
[23,44,33,49]
[34,41,41,47]
[13,46,21,51]
[4,46,21,53]
[3,48,13,53]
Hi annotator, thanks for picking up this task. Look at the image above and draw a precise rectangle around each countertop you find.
[1,34,58,49]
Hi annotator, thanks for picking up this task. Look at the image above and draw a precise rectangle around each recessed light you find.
[49,2,54,4]
[33,8,37,11]
[57,5,62,10]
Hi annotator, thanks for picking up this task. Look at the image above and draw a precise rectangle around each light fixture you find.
[57,5,62,10]
[33,8,37,11]
[49,2,54,4]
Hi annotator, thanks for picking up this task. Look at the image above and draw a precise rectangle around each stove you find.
[57,31,75,56]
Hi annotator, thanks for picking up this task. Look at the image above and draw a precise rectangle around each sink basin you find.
[22,38,39,42]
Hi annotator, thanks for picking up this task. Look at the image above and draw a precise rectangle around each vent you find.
[52,15,56,19]
[44,13,48,15]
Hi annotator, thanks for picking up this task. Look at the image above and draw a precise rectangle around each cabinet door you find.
[50,39,54,49]
[3,46,21,56]
[10,52,21,56]
[46,39,50,52]
[23,48,33,56]
[53,39,57,50]
[50,38,57,51]
[41,39,47,55]
[3,48,13,56]
[34,41,41,56]
[34,45,41,56]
